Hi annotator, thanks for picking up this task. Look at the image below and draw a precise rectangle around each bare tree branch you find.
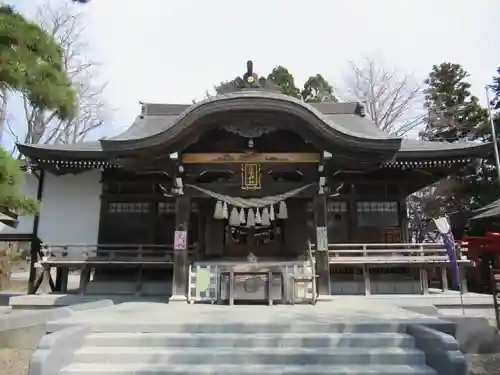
[18,1,109,148]
[341,57,425,136]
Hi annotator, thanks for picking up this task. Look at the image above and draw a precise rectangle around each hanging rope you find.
[185,183,316,208]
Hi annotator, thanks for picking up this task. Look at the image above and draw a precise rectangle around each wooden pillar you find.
[441,266,449,292]
[419,266,429,294]
[313,194,330,296]
[399,198,409,243]
[27,239,41,294]
[171,195,191,300]
[56,268,69,293]
[363,265,371,295]
[459,265,468,294]
[78,265,91,295]
[40,266,52,294]
[55,268,63,292]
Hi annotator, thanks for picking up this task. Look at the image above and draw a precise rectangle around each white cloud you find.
[14,0,500,135]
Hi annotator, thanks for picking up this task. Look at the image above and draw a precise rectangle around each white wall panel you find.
[37,170,102,244]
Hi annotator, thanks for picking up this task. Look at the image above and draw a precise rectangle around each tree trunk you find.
[0,86,7,144]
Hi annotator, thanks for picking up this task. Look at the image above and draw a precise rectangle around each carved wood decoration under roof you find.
[216,60,281,95]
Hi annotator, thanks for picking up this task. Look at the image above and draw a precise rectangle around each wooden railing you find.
[311,242,469,265]
[40,244,196,264]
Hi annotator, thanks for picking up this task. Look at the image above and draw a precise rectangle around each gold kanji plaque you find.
[241,163,261,190]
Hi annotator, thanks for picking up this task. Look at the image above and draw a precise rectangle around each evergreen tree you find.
[301,74,337,103]
[0,5,76,120]
[490,66,500,112]
[0,148,38,215]
[419,63,495,213]
[422,63,487,142]
[267,66,301,99]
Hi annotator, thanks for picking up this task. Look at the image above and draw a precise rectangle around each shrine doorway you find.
[224,221,284,258]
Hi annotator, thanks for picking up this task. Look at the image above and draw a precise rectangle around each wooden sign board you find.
[181,153,320,164]
[174,230,187,250]
[316,227,328,252]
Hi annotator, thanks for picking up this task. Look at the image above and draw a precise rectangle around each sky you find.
[7,0,500,145]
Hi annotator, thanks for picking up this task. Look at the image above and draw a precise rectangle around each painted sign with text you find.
[174,230,187,250]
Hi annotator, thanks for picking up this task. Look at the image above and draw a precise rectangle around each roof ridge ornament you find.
[217,60,281,95]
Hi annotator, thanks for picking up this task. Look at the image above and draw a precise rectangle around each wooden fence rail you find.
[39,244,196,265]
[311,242,469,265]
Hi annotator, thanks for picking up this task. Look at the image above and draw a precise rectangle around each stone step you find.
[71,347,426,366]
[61,363,438,375]
[83,332,415,348]
[53,322,405,334]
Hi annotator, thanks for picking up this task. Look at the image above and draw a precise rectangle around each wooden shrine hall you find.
[15,61,493,304]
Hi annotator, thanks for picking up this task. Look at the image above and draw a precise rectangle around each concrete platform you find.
[9,294,167,309]
[10,290,495,313]
[45,300,451,334]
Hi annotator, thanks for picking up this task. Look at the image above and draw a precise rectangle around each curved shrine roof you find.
[17,90,493,161]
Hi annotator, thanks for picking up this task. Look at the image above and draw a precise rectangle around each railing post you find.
[419,244,429,294]
[441,267,449,292]
[361,245,371,295]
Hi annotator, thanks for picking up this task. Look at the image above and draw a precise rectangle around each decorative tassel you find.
[270,204,275,221]
[247,208,255,227]
[239,208,246,225]
[277,200,288,219]
[229,207,240,226]
[214,200,223,219]
[255,208,262,224]
[261,207,270,226]
[222,202,229,219]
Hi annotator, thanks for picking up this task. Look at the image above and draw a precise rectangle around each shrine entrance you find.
[224,221,284,258]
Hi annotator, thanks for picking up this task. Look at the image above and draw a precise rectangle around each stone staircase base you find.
[54,322,438,375]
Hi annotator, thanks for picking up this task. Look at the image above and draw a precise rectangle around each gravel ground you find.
[467,353,500,375]
[0,348,33,375]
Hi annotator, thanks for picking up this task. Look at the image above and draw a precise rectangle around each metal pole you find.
[485,86,500,186]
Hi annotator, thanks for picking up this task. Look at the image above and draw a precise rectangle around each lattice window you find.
[327,201,347,213]
[356,201,399,227]
[107,202,149,213]
[158,202,176,214]
[158,202,199,215]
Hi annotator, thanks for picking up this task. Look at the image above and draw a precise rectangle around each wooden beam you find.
[181,153,321,164]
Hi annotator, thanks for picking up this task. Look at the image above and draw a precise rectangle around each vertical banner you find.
[174,230,187,251]
[433,217,459,287]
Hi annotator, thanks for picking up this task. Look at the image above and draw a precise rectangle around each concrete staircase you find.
[59,322,438,375]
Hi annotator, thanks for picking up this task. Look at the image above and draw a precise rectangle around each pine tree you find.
[0,5,76,119]
[0,148,38,215]
[267,66,301,99]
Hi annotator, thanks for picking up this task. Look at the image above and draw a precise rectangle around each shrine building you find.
[2,62,493,303]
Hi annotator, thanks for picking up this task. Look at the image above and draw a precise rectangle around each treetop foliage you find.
[0,147,38,215]
[422,62,488,142]
[0,4,77,119]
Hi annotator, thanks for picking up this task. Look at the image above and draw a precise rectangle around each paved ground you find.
[49,300,438,329]
[2,275,500,375]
